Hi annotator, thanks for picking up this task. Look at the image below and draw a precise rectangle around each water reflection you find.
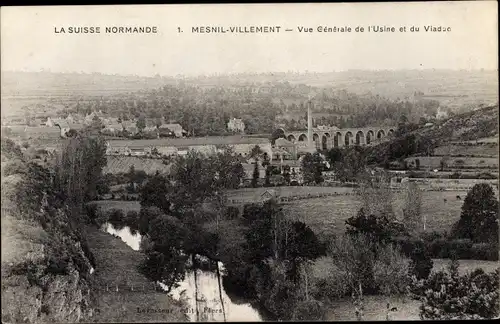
[104,223,263,322]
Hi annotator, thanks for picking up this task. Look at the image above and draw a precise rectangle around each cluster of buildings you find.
[105,135,273,159]
[44,111,246,138]
[44,111,187,138]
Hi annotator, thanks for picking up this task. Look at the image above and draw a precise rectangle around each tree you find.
[334,147,366,182]
[169,150,220,212]
[356,182,395,220]
[452,183,499,244]
[90,115,104,130]
[262,152,270,168]
[136,115,146,132]
[408,240,433,280]
[270,128,286,145]
[283,165,291,184]
[65,129,78,138]
[324,148,342,169]
[140,214,189,292]
[402,182,423,233]
[139,171,171,214]
[250,145,264,160]
[415,158,420,170]
[410,260,499,319]
[265,165,272,187]
[251,161,259,188]
[301,153,324,184]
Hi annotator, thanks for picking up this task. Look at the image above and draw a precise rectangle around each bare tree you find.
[402,182,423,233]
[356,180,395,219]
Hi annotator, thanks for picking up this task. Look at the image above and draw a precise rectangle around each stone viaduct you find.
[279,126,396,150]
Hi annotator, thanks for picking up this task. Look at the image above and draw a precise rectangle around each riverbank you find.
[85,226,188,322]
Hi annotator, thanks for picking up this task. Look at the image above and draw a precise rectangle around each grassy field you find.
[226,186,353,202]
[326,295,421,321]
[405,156,498,169]
[431,259,499,275]
[283,189,467,238]
[433,143,499,157]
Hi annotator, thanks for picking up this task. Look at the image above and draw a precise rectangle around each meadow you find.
[226,186,353,202]
[94,185,469,239]
[283,189,468,239]
[433,143,499,157]
[405,156,498,169]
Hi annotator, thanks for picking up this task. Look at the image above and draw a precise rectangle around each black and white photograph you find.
[1,2,499,322]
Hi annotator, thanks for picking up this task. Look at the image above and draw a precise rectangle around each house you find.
[227,118,245,133]
[255,189,280,202]
[159,123,186,137]
[103,123,124,133]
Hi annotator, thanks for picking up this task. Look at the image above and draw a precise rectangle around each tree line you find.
[51,83,442,136]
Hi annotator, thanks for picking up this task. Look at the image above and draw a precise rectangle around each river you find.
[105,223,264,322]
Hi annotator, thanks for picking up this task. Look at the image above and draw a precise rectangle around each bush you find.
[311,268,351,301]
[410,261,499,319]
[372,243,410,295]
[408,240,433,280]
[2,159,28,177]
[125,210,139,230]
[85,203,99,224]
[426,237,498,261]
[446,239,474,259]
[470,243,499,261]
[107,208,125,229]
[224,206,240,220]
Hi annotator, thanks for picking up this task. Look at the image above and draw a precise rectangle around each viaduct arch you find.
[282,126,396,150]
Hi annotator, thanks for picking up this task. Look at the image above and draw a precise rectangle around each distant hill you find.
[2,69,498,117]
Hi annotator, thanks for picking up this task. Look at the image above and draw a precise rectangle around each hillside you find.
[366,104,499,167]
[412,105,498,142]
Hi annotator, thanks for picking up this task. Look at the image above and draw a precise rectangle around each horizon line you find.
[2,68,499,80]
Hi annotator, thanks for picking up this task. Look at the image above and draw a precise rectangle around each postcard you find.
[1,2,498,323]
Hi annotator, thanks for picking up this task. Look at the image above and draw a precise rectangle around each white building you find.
[227,118,245,133]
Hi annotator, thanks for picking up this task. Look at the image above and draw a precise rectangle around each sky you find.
[1,2,498,77]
